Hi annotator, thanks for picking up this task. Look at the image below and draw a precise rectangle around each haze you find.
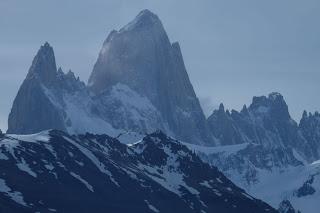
[1,0,320,131]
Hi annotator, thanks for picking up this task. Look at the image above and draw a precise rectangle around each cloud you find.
[199,96,219,118]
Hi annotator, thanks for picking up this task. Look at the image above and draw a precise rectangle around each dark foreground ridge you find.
[0,130,276,213]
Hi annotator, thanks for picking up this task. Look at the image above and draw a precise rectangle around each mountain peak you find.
[219,103,225,112]
[251,92,286,108]
[38,42,55,60]
[249,92,290,120]
[119,9,162,32]
[133,9,160,24]
[27,42,57,85]
[241,104,249,114]
[302,110,308,119]
[43,41,51,48]
[301,110,320,121]
[268,92,284,102]
[137,9,157,19]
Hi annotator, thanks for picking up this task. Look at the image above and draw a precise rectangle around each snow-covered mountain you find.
[185,141,320,213]
[0,130,276,213]
[206,92,320,172]
[7,10,212,145]
[207,93,314,160]
[205,93,305,182]
[185,93,320,213]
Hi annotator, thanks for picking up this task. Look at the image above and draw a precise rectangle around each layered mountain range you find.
[4,9,320,213]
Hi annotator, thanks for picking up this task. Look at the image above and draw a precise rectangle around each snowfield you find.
[186,141,320,213]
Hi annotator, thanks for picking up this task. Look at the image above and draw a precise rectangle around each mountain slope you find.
[185,141,320,213]
[0,130,276,213]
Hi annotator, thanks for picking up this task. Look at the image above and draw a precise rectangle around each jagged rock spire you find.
[241,104,249,114]
[26,42,57,85]
[302,110,308,119]
[7,42,66,134]
[218,103,225,112]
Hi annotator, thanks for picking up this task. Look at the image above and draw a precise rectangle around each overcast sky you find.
[1,0,320,131]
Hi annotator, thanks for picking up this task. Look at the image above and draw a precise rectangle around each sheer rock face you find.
[207,104,248,146]
[7,43,66,134]
[26,42,57,86]
[207,92,318,162]
[299,111,320,161]
[89,10,212,145]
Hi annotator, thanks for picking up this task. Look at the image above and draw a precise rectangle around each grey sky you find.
[1,0,320,131]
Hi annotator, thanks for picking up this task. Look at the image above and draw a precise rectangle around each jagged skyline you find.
[1,0,320,131]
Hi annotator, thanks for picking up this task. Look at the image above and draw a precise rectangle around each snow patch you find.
[117,131,144,145]
[182,141,249,155]
[256,106,269,114]
[63,136,120,187]
[102,83,171,134]
[16,158,37,178]
[199,180,212,189]
[8,130,51,143]
[144,200,159,213]
[0,178,27,206]
[70,172,94,192]
[138,143,199,197]
[63,93,120,137]
[293,149,307,165]
[0,151,9,160]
